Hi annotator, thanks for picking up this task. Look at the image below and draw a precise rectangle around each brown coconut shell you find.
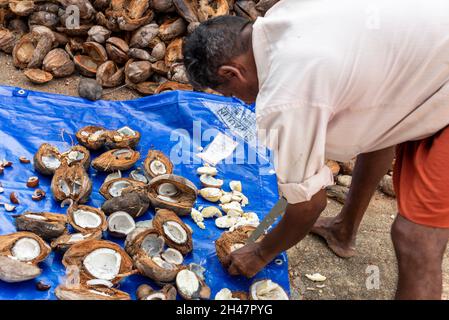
[135,81,159,95]
[67,204,108,233]
[14,212,68,241]
[147,174,197,216]
[155,81,192,94]
[0,231,51,264]
[51,163,92,204]
[23,68,53,84]
[42,48,75,78]
[87,25,111,43]
[83,41,108,64]
[234,0,261,21]
[105,37,129,64]
[101,188,150,218]
[96,61,125,87]
[0,255,42,283]
[164,37,183,66]
[0,28,19,54]
[143,150,173,179]
[75,125,107,150]
[51,230,102,252]
[173,0,200,23]
[176,269,211,300]
[125,59,152,84]
[137,283,177,300]
[215,226,257,268]
[104,127,141,149]
[197,0,229,21]
[9,1,35,17]
[151,60,169,76]
[153,209,193,255]
[92,148,140,172]
[129,23,159,48]
[125,228,183,283]
[33,143,62,175]
[12,33,35,69]
[62,145,91,171]
[62,239,135,284]
[159,17,187,42]
[74,54,99,77]
[99,177,147,200]
[55,284,131,300]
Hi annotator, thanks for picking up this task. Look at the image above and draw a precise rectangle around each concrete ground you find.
[1,52,449,300]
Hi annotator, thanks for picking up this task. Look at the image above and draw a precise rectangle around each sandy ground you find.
[2,52,449,300]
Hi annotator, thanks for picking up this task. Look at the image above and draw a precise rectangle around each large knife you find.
[246,197,288,244]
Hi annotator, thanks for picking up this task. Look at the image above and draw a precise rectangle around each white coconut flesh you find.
[196,166,217,176]
[215,288,240,300]
[152,256,175,270]
[66,151,84,164]
[141,234,164,257]
[113,149,132,159]
[11,238,41,262]
[230,243,245,252]
[86,278,114,288]
[150,160,166,175]
[109,180,132,197]
[72,180,82,196]
[130,170,148,183]
[200,175,223,187]
[58,179,70,196]
[215,216,237,229]
[250,280,289,300]
[88,130,105,142]
[68,233,87,243]
[88,289,111,297]
[83,248,122,281]
[163,221,187,244]
[105,171,122,183]
[42,155,61,170]
[108,212,136,235]
[176,269,200,298]
[157,183,178,196]
[24,214,47,221]
[161,248,183,265]
[117,126,136,137]
[73,209,102,229]
[145,292,166,300]
[136,220,153,229]
[157,195,178,203]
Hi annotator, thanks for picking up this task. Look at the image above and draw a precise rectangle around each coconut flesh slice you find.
[250,280,289,300]
[152,256,176,270]
[86,278,114,288]
[117,126,136,137]
[23,214,47,221]
[161,248,183,265]
[158,183,178,197]
[200,174,223,188]
[176,269,200,298]
[163,221,187,244]
[215,288,240,300]
[11,238,41,262]
[150,160,167,175]
[83,248,122,281]
[108,211,136,237]
[73,209,102,229]
[66,150,85,165]
[141,233,164,257]
[109,180,132,197]
[42,155,61,170]
[196,166,217,176]
[130,169,148,183]
[105,171,122,184]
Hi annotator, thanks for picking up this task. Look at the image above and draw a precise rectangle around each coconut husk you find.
[33,143,62,175]
[83,41,108,64]
[12,33,35,69]
[51,230,102,252]
[96,60,125,87]
[104,127,141,149]
[61,145,91,170]
[24,68,53,84]
[172,0,199,23]
[153,209,193,255]
[197,0,230,21]
[92,148,140,172]
[125,59,152,84]
[62,239,135,284]
[55,284,131,300]
[105,36,129,64]
[99,177,147,200]
[129,23,158,48]
[159,17,187,42]
[137,283,177,300]
[164,37,183,66]
[0,231,51,264]
[14,212,68,241]
[101,187,150,218]
[154,81,192,94]
[67,204,108,233]
[215,226,257,268]
[51,163,92,203]
[147,174,197,216]
[143,150,173,179]
[75,125,107,150]
[42,48,75,78]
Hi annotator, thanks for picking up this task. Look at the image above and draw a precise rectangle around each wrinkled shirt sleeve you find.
[257,104,334,204]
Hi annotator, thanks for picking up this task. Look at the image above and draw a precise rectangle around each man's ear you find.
[217,65,244,82]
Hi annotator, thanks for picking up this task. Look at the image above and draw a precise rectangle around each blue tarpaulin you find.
[0,85,289,300]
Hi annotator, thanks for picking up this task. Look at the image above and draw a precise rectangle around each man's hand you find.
[223,242,270,278]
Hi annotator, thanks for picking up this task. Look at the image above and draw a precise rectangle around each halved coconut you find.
[159,17,187,42]
[62,239,134,284]
[55,284,131,300]
[76,125,107,150]
[0,232,51,282]
[153,209,193,255]
[147,174,197,216]
[249,279,289,300]
[143,150,173,179]
[12,33,34,69]
[125,228,182,283]
[137,283,177,300]
[83,41,108,64]
[215,226,257,268]
[154,80,192,94]
[161,247,184,265]
[200,174,223,188]
[164,37,183,67]
[15,212,68,241]
[99,177,147,200]
[130,167,149,183]
[74,54,99,77]
[42,48,75,78]
[105,37,129,64]
[92,148,140,172]
[125,59,152,84]
[107,211,136,238]
[24,68,53,84]
[101,188,150,218]
[67,205,107,233]
[51,163,92,204]
[61,145,91,171]
[105,126,141,149]
[33,143,62,175]
[176,269,210,300]
[51,230,102,252]
[96,61,125,88]
[215,288,248,300]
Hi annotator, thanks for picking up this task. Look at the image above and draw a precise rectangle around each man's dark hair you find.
[183,16,253,89]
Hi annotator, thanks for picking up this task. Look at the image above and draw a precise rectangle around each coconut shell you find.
[151,60,169,76]
[27,27,55,69]
[74,54,99,77]
[51,230,102,252]
[0,231,51,264]
[29,11,59,29]
[42,48,75,77]
[197,0,229,21]
[14,212,68,241]
[173,0,199,23]
[62,145,91,170]
[101,188,150,218]
[143,150,173,179]
[33,143,62,175]
[215,226,257,268]
[96,60,125,87]
[135,81,159,95]
[92,148,140,172]
[9,1,35,17]
[234,0,261,20]
[129,23,159,48]
[99,177,147,200]
[12,33,35,69]
[152,0,175,12]
[55,284,131,300]
[62,239,135,284]
[105,37,129,64]
[125,228,183,283]
[0,255,42,283]
[137,283,177,300]
[153,209,193,255]
[83,41,108,64]
[51,163,92,203]
[147,174,197,216]
[67,205,108,233]
[24,68,53,84]
[104,128,141,149]
[75,125,107,150]
[164,37,183,66]
[87,25,111,43]
[154,81,192,94]
[159,17,187,42]
[125,59,152,84]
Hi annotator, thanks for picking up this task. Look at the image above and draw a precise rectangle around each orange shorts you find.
[393,126,449,228]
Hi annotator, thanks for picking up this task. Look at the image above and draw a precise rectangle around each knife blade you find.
[246,197,288,244]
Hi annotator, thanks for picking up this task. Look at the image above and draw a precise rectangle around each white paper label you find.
[197,132,238,165]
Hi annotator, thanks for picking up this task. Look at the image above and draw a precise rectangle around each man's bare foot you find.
[310,217,357,258]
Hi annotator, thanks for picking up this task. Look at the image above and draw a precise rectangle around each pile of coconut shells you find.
[0,0,279,98]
